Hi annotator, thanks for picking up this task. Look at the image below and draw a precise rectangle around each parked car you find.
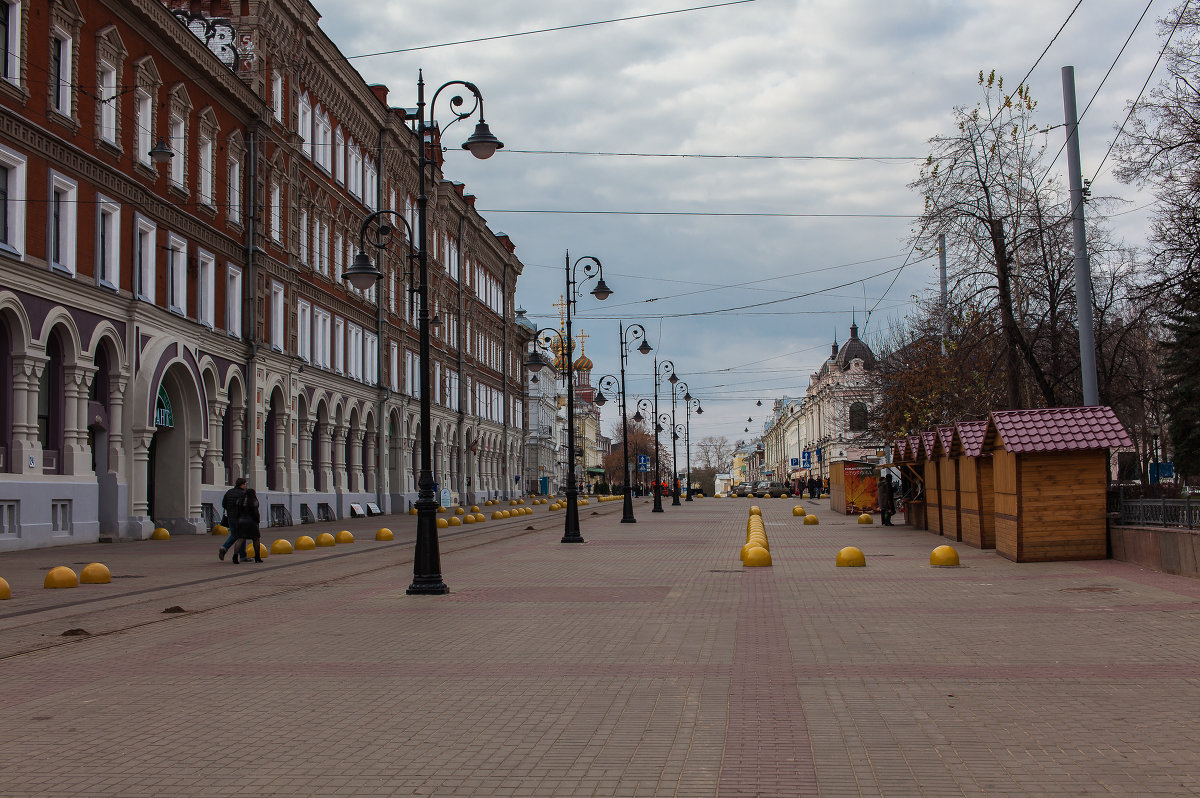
[752,481,793,498]
[733,482,754,497]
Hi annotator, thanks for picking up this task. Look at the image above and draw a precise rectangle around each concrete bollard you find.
[930,545,960,567]
[375,528,394,541]
[80,562,112,584]
[858,513,873,524]
[271,539,295,554]
[295,535,316,550]
[335,530,354,543]
[44,566,79,589]
[316,532,336,547]
[836,546,866,567]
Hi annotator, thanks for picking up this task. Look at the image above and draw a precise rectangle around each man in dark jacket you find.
[879,474,896,526]
[217,477,247,560]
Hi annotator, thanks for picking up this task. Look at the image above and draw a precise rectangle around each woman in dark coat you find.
[229,487,262,563]
[879,474,896,526]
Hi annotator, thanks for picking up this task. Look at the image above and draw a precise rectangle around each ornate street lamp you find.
[595,322,651,523]
[634,396,661,512]
[670,380,690,506]
[353,71,504,596]
[684,395,702,501]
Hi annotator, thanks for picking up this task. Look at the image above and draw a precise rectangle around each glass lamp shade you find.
[632,410,644,423]
[462,121,504,159]
[637,339,652,355]
[591,279,613,301]
[343,252,382,290]
[149,138,174,164]
[594,391,607,407]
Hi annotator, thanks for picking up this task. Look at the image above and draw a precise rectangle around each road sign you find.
[801,451,811,469]
[790,457,799,467]
[637,454,650,472]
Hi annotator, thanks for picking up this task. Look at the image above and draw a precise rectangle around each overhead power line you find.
[502,149,922,162]
[478,209,916,218]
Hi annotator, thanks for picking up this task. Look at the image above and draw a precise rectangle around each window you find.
[347,324,363,380]
[135,90,152,166]
[228,153,241,221]
[166,234,187,314]
[364,159,377,210]
[269,182,281,242]
[98,62,117,143]
[299,209,308,265]
[95,196,119,289]
[48,171,77,275]
[271,70,283,121]
[51,500,71,535]
[197,249,215,327]
[198,135,213,205]
[333,232,343,281]
[168,115,185,186]
[848,402,868,432]
[313,308,331,368]
[226,265,241,335]
[333,128,344,184]
[389,342,398,391]
[134,214,156,301]
[364,333,377,385]
[1,0,21,84]
[314,108,331,172]
[0,143,26,256]
[50,28,72,117]
[297,299,311,361]
[297,92,311,158]
[333,317,344,373]
[270,281,284,350]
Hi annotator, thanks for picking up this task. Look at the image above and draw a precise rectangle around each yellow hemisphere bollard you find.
[930,545,960,567]
[836,546,866,567]
[436,517,449,529]
[491,510,504,520]
[749,506,762,516]
[271,538,295,554]
[792,505,806,517]
[471,505,480,513]
[858,512,873,524]
[295,535,316,550]
[44,566,79,589]
[335,530,355,544]
[803,514,819,525]
[243,541,268,559]
[743,546,772,567]
[0,577,10,599]
[80,562,112,584]
[151,527,170,540]
[448,516,462,526]
[462,514,475,524]
[473,513,486,523]
[375,528,394,541]
[316,532,336,547]
[455,507,465,516]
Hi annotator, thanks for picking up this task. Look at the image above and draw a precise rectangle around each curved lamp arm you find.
[428,79,504,159]
[571,255,612,306]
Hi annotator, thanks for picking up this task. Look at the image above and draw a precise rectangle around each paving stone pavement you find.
[2,497,1200,797]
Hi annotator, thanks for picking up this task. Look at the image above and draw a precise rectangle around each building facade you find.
[0,0,530,549]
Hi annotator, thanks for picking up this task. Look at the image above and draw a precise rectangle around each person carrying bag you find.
[229,487,262,564]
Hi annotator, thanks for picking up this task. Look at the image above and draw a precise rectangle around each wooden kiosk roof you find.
[984,406,1132,453]
[956,420,989,457]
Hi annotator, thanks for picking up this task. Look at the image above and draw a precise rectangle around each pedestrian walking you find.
[217,477,247,560]
[879,474,896,526]
[229,487,263,564]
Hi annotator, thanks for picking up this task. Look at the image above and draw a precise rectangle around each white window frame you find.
[333,317,344,373]
[297,298,311,361]
[270,181,282,242]
[271,71,283,122]
[1,0,21,85]
[47,171,77,276]
[95,195,119,290]
[297,92,311,158]
[347,324,363,381]
[135,90,152,166]
[333,127,344,184]
[313,308,331,368]
[0,142,26,257]
[389,342,399,391]
[333,232,342,281]
[270,280,284,351]
[226,264,241,337]
[365,332,377,385]
[228,154,241,221]
[299,209,308,266]
[134,214,156,302]
[98,61,117,143]
[198,134,213,205]
[166,233,187,315]
[197,249,215,328]
[319,220,329,277]
[168,114,185,187]
[50,27,72,117]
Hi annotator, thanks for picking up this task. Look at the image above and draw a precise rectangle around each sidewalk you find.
[2,496,1200,797]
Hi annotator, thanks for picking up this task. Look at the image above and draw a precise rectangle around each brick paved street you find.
[2,498,1200,797]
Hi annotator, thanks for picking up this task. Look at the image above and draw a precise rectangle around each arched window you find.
[848,402,868,432]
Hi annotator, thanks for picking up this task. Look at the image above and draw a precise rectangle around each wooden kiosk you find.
[919,430,941,534]
[985,406,1131,562]
[901,434,925,528]
[935,426,962,542]
[829,461,880,514]
[956,420,995,549]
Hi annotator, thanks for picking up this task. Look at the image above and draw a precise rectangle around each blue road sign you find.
[801,451,811,469]
[637,454,651,472]
[791,457,800,468]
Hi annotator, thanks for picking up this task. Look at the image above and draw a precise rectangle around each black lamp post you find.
[670,380,688,506]
[634,397,662,512]
[684,395,701,501]
[595,322,651,523]
[345,71,502,596]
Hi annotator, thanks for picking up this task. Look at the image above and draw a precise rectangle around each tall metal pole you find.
[407,71,447,594]
[619,322,635,523]
[651,359,663,513]
[938,232,948,357]
[1062,65,1099,406]
[684,402,693,501]
[670,385,681,505]
[562,252,583,541]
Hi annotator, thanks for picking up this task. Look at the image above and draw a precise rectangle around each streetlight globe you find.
[696,406,704,415]
[591,279,613,301]
[149,137,174,164]
[632,410,644,423]
[343,252,382,290]
[668,373,679,385]
[594,391,607,407]
[637,340,653,355]
[462,120,504,159]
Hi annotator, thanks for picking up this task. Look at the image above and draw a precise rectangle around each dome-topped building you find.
[835,321,876,371]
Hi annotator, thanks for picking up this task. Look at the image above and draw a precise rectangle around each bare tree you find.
[695,435,735,473]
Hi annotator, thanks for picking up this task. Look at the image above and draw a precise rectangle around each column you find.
[62,362,94,476]
[348,428,364,493]
[365,430,377,494]
[206,400,228,485]
[227,407,245,481]
[10,353,46,474]
[332,424,347,492]
[271,411,288,491]
[107,375,127,476]
[298,421,313,492]
[318,422,334,492]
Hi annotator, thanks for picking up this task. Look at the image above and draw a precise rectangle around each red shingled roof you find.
[986,406,1132,453]
[918,430,937,460]
[956,420,989,457]
[936,425,957,457]
[907,435,920,460]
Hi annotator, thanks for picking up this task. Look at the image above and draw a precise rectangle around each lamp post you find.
[633,397,661,512]
[595,322,651,523]
[347,71,502,596]
[684,395,701,501]
[669,380,688,506]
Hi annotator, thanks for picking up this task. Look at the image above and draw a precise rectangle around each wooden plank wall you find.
[829,462,847,515]
[977,456,995,549]
[993,448,1019,560]
[939,456,961,541]
[959,456,996,549]
[924,461,941,534]
[1014,450,1108,562]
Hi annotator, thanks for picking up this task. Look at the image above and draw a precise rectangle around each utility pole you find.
[1062,65,1099,406]
[938,233,948,356]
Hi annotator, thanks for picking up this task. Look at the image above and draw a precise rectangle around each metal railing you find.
[1110,492,1197,529]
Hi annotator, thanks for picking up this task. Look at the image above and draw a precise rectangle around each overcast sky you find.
[318,0,1167,447]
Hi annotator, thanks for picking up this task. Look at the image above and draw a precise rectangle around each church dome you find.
[573,353,593,372]
[835,322,876,370]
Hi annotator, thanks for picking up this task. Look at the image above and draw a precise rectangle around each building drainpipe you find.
[244,126,258,489]
[455,214,466,503]
[501,260,509,498]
